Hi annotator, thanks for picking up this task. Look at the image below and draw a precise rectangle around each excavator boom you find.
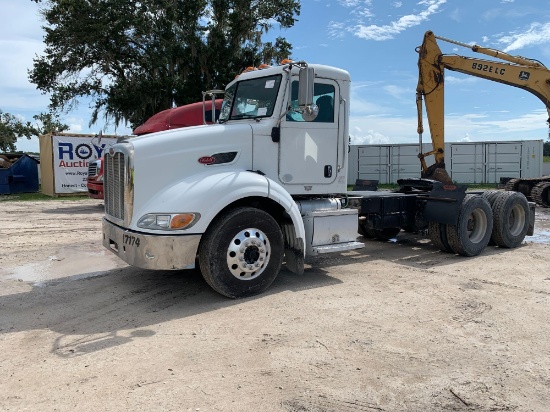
[416,30,550,182]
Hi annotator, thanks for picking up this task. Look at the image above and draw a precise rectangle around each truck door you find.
[279,80,340,185]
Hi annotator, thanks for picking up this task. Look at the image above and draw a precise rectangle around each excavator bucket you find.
[422,167,453,184]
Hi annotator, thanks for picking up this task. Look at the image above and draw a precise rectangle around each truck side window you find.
[287,81,335,122]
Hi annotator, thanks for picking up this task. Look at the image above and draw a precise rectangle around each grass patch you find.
[465,183,499,190]
[544,156,550,163]
[0,192,90,202]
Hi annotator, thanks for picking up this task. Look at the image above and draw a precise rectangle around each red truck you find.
[87,100,222,199]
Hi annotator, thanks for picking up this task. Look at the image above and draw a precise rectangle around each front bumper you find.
[87,180,104,199]
[102,218,201,270]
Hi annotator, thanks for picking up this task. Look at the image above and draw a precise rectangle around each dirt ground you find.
[1,197,550,411]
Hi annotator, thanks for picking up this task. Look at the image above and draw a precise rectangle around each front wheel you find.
[199,207,284,298]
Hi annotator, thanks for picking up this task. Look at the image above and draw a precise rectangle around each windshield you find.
[219,75,282,123]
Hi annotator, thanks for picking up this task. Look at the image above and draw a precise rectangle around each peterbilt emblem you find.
[198,156,215,165]
[109,147,115,156]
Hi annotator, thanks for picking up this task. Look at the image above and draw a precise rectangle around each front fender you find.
[130,170,305,249]
[131,170,268,233]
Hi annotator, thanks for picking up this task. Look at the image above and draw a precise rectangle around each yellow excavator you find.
[416,30,550,207]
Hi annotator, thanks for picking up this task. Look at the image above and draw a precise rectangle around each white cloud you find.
[353,0,447,41]
[393,2,403,8]
[16,136,40,153]
[350,81,394,114]
[350,127,390,145]
[475,109,548,133]
[328,21,347,40]
[349,114,417,145]
[347,107,548,147]
[383,84,411,102]
[449,8,460,22]
[496,22,550,52]
[338,0,365,7]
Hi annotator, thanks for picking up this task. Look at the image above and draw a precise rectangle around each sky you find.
[2,0,550,152]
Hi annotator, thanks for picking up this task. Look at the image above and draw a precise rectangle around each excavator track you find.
[531,181,550,208]
[504,178,520,192]
[505,176,550,202]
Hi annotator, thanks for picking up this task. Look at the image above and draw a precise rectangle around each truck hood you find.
[128,123,254,216]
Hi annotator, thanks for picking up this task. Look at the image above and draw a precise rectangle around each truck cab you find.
[102,62,363,297]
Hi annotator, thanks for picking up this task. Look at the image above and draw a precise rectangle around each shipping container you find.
[349,140,543,185]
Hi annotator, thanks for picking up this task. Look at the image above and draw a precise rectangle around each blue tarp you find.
[0,154,39,195]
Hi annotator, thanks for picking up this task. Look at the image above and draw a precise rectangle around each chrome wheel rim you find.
[226,228,271,280]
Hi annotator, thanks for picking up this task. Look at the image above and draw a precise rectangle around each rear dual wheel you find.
[446,194,493,257]
[490,191,529,248]
[429,221,452,253]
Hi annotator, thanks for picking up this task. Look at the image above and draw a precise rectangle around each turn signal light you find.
[170,213,198,229]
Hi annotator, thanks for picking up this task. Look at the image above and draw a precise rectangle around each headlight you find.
[137,213,200,230]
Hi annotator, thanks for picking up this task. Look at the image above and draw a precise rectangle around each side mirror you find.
[298,67,317,121]
[298,67,314,107]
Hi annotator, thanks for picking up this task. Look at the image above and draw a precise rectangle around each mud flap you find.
[282,222,305,275]
[423,182,467,225]
[528,202,536,236]
[285,246,305,275]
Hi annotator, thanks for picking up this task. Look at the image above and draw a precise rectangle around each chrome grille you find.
[104,152,125,221]
[87,162,98,177]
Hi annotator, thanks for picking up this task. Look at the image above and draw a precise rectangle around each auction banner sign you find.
[53,135,118,193]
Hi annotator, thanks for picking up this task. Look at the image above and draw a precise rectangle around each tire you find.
[532,182,550,208]
[446,194,493,257]
[199,207,284,298]
[516,181,533,199]
[358,222,375,238]
[428,221,452,252]
[358,223,398,240]
[481,190,501,246]
[481,190,501,207]
[505,178,520,192]
[373,227,401,241]
[491,191,529,248]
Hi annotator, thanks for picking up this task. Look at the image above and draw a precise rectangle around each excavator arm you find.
[416,30,550,182]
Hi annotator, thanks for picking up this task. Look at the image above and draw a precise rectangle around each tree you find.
[30,0,300,130]
[0,110,69,152]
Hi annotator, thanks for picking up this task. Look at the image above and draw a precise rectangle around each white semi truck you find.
[102,59,534,298]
